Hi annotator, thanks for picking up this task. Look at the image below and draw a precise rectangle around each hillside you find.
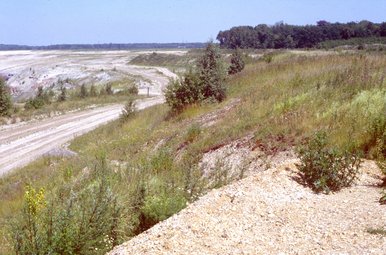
[109,158,385,254]
[0,49,385,254]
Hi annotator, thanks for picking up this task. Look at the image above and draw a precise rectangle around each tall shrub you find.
[228,48,245,75]
[0,78,12,116]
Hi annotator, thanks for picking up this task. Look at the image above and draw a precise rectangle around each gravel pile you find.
[109,158,386,255]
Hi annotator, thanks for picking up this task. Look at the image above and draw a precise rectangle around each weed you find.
[296,132,362,193]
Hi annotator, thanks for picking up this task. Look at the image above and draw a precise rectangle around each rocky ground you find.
[109,156,385,255]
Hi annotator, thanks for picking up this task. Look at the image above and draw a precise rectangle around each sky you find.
[1,0,385,45]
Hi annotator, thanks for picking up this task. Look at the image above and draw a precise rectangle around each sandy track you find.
[0,96,165,176]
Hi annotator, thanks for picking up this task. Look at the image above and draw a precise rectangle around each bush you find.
[228,49,245,75]
[58,86,67,102]
[165,70,202,112]
[140,191,186,228]
[165,42,226,112]
[127,85,139,95]
[90,84,98,97]
[24,87,53,110]
[79,83,89,98]
[0,78,12,116]
[105,83,113,95]
[198,43,227,102]
[11,158,123,255]
[120,98,136,122]
[296,132,362,193]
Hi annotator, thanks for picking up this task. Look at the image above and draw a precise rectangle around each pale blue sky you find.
[1,0,385,45]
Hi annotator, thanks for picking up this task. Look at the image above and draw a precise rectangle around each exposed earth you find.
[109,156,386,255]
[0,50,179,175]
[0,50,184,100]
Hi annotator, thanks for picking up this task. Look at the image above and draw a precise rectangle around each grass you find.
[1,79,142,124]
[1,50,385,254]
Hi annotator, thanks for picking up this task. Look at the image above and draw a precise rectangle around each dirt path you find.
[0,96,165,176]
[0,54,178,176]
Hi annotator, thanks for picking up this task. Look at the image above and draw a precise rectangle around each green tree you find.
[228,49,245,75]
[0,78,12,116]
[198,42,227,102]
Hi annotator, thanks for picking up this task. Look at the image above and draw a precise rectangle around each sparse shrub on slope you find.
[296,132,362,194]
[198,43,227,102]
[120,98,136,123]
[165,70,202,112]
[58,86,67,102]
[165,42,226,112]
[79,83,89,98]
[228,48,245,75]
[24,86,53,110]
[0,78,12,116]
[12,158,123,255]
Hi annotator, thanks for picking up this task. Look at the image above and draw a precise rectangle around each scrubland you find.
[0,50,385,254]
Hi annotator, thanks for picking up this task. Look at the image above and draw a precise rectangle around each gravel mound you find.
[109,158,386,255]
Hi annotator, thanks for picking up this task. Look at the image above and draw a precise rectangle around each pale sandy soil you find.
[0,50,178,175]
[109,157,386,255]
[0,50,181,100]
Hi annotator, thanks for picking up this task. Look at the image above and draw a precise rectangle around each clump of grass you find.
[367,228,386,236]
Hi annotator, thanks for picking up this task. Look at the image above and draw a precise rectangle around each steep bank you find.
[109,158,385,255]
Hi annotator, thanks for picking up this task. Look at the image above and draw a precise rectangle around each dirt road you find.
[0,96,165,176]
[0,50,178,176]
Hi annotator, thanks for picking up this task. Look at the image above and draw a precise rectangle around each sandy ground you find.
[0,50,182,100]
[0,50,178,176]
[0,97,165,176]
[109,158,386,255]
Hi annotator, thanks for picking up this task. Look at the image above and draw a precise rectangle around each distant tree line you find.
[0,43,205,51]
[217,20,386,49]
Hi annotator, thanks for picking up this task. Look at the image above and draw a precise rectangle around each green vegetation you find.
[218,20,386,49]
[12,158,122,254]
[228,49,245,75]
[296,132,362,193]
[120,98,136,123]
[165,43,227,112]
[1,50,386,254]
[318,36,386,49]
[5,80,140,123]
[0,78,12,116]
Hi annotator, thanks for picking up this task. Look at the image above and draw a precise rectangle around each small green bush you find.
[11,158,123,255]
[58,86,67,102]
[165,42,226,112]
[228,49,245,75]
[127,85,139,95]
[79,83,89,98]
[140,191,186,227]
[0,78,12,116]
[120,98,136,123]
[297,132,362,193]
[24,87,53,110]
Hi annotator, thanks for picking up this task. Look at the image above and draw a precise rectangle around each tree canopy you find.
[217,20,386,49]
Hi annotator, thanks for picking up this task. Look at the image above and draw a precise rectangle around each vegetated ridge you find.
[0,46,385,254]
[217,20,386,49]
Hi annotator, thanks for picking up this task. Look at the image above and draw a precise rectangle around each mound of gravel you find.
[109,158,385,255]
